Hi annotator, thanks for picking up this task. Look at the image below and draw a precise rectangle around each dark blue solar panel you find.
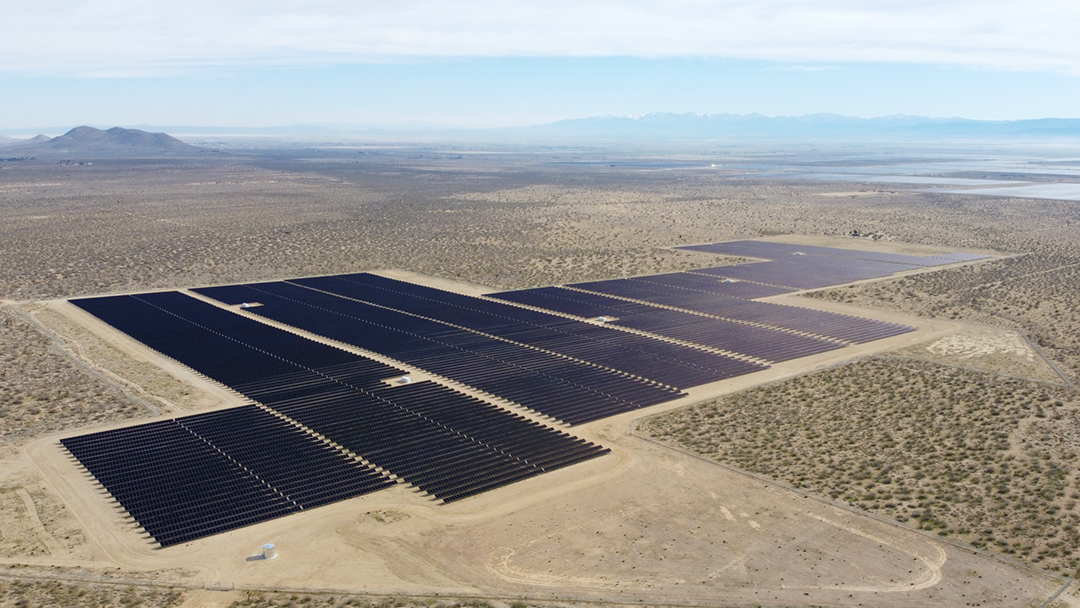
[678,240,987,267]
[286,274,764,390]
[193,281,683,425]
[563,279,915,344]
[488,287,844,362]
[69,292,613,540]
[629,273,794,298]
[688,258,917,289]
[62,405,392,547]
[486,286,655,319]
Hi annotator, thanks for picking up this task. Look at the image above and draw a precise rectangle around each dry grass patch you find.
[0,307,143,443]
[0,579,182,608]
[805,251,1080,381]
[640,357,1080,575]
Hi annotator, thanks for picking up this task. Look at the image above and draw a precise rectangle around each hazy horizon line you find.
[5,111,1080,137]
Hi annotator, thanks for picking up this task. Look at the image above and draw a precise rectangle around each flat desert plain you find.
[1,147,1078,608]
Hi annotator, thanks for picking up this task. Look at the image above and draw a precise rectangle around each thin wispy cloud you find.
[767,65,842,72]
[2,1,1078,76]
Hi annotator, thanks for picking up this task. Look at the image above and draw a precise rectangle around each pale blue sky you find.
[2,2,1078,129]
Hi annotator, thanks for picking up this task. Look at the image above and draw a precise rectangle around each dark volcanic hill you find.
[8,126,199,156]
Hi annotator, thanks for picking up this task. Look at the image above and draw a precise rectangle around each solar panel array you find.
[676,240,987,290]
[628,273,794,298]
[679,240,986,267]
[689,258,918,290]
[487,287,846,362]
[66,292,609,545]
[564,279,914,344]
[266,380,607,503]
[194,281,687,425]
[63,240,968,546]
[290,273,765,389]
[61,405,393,547]
[485,285,658,319]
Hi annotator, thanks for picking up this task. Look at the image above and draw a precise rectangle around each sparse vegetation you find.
[1,148,1078,605]
[0,579,182,608]
[0,307,142,443]
[805,250,1080,381]
[230,592,544,608]
[640,357,1080,576]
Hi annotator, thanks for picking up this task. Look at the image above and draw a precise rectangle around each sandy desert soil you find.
[0,306,146,444]
[642,355,1080,574]
[2,148,1079,606]
[896,325,1063,384]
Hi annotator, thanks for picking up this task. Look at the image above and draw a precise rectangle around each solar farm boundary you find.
[670,240,1010,293]
[183,288,569,429]
[58,395,403,508]
[58,445,150,540]
[4,303,166,417]
[475,293,773,368]
[560,285,854,346]
[782,251,1017,297]
[51,293,412,484]
[286,277,690,391]
[230,280,682,414]
[73,292,609,506]
[681,259,982,295]
[52,296,256,415]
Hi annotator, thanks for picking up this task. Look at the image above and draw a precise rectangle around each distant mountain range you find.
[512,113,1080,140]
[1,126,200,156]
[3,115,1080,147]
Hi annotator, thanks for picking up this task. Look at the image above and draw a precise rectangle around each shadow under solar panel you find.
[61,405,393,547]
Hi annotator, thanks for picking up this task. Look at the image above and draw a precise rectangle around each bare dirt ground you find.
[2,147,1079,606]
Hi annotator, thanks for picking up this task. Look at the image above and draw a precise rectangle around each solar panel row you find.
[67,292,610,545]
[74,291,383,390]
[678,240,986,267]
[195,281,684,425]
[288,273,765,389]
[628,273,795,298]
[564,279,914,344]
[264,380,608,503]
[675,240,987,290]
[61,405,393,547]
[484,285,657,319]
[688,257,920,290]
[487,287,845,362]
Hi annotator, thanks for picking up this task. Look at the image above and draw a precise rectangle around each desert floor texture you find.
[1,144,1078,607]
